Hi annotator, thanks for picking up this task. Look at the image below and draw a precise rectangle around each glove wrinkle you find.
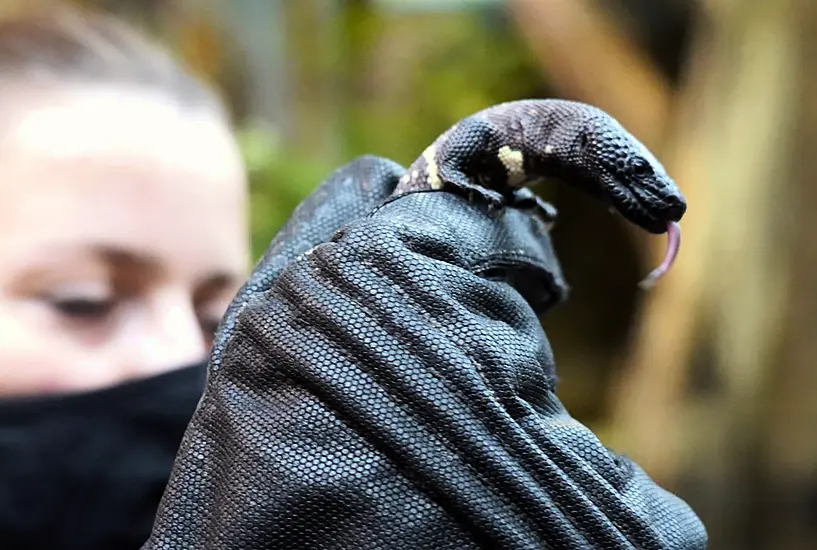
[250,246,586,547]
[211,155,406,375]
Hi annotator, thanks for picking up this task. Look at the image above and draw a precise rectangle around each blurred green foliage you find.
[237,6,548,260]
[339,8,548,163]
[237,127,336,261]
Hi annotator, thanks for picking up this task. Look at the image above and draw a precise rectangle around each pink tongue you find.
[638,222,681,289]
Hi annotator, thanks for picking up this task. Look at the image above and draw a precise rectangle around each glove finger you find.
[364,191,570,315]
[212,155,406,368]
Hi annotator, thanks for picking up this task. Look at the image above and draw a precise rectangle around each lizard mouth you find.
[605,177,686,288]
[607,179,685,235]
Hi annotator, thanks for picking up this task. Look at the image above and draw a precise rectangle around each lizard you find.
[393,98,685,289]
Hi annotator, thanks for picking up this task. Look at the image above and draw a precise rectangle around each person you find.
[0,9,249,549]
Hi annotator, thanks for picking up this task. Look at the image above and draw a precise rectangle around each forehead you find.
[0,85,248,278]
[1,84,236,170]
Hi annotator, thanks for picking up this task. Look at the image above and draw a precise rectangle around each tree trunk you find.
[612,1,817,548]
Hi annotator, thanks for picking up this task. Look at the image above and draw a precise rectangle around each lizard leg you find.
[438,164,505,212]
[436,118,510,214]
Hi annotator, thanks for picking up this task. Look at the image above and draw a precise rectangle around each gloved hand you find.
[143,155,707,549]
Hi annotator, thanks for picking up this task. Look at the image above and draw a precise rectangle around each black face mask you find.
[0,362,206,549]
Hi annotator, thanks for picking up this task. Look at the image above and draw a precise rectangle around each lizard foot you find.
[444,179,507,216]
[468,185,506,216]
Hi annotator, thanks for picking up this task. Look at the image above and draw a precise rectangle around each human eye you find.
[194,276,238,347]
[43,282,118,324]
[51,296,116,320]
[196,298,230,346]
[198,314,222,345]
[195,296,232,347]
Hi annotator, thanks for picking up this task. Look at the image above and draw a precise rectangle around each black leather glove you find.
[143,155,707,549]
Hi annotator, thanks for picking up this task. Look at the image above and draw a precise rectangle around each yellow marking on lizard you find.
[422,144,443,189]
[497,145,526,186]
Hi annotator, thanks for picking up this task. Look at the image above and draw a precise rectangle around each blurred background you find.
[3,0,814,548]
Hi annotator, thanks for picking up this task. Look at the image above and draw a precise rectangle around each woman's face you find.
[0,85,249,397]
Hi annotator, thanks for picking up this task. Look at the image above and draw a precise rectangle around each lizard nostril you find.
[665,197,687,221]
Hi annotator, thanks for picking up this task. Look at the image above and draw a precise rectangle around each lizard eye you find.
[632,158,652,176]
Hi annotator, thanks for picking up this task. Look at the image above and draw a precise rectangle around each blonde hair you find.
[0,8,226,117]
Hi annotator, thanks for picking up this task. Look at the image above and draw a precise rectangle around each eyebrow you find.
[98,246,161,273]
[8,243,241,298]
[94,245,239,289]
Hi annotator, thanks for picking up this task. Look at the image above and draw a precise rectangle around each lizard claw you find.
[475,187,506,216]
[453,182,505,215]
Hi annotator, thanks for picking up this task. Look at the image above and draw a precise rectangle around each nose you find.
[128,291,207,379]
[664,194,687,222]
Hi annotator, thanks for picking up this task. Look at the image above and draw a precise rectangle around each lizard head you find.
[557,109,686,235]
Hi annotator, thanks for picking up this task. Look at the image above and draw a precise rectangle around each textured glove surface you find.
[143,156,707,549]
